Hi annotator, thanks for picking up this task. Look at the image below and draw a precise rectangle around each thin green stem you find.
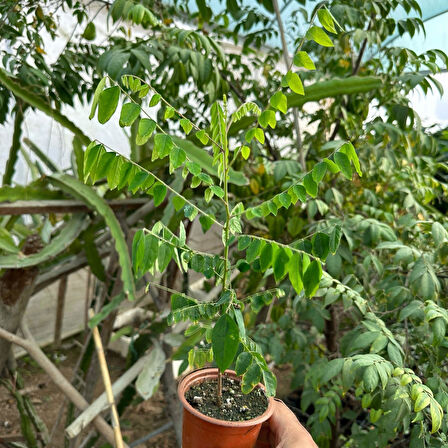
[145,281,200,302]
[115,75,226,156]
[143,228,225,262]
[96,138,224,228]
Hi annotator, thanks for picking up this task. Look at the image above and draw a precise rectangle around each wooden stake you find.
[54,276,68,347]
[89,309,124,448]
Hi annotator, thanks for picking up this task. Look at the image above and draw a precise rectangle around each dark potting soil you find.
[185,376,268,421]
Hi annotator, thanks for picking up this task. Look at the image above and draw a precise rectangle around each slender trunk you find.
[272,0,306,170]
[0,235,42,374]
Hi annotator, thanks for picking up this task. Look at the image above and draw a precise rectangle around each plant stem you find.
[217,105,232,408]
[217,370,223,407]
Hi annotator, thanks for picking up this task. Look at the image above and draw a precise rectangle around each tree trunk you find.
[0,235,42,373]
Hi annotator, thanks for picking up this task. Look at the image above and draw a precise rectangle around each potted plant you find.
[84,36,361,445]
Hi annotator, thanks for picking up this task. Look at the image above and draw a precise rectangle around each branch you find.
[0,321,130,448]
[66,353,150,438]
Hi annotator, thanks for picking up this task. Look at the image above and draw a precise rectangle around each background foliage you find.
[0,0,447,447]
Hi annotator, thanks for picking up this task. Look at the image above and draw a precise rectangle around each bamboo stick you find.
[89,309,124,448]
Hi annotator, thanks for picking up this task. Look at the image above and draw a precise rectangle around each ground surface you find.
[0,337,177,447]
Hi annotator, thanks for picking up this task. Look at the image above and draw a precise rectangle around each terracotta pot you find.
[178,367,274,448]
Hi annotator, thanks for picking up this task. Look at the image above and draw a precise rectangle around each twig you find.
[89,309,124,448]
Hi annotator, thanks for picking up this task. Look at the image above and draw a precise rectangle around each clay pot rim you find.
[178,367,274,428]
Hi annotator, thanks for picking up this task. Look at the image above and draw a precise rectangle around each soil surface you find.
[186,376,268,421]
[0,337,177,447]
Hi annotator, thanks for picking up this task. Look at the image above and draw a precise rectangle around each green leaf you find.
[0,228,19,253]
[293,185,307,202]
[180,118,193,135]
[232,102,261,122]
[318,9,337,34]
[82,21,97,40]
[119,102,141,127]
[212,314,239,372]
[196,129,209,145]
[303,260,322,297]
[164,106,175,120]
[258,110,276,129]
[210,185,224,198]
[430,399,443,433]
[254,128,265,144]
[270,91,287,114]
[235,352,252,376]
[158,243,173,272]
[242,363,262,394]
[170,146,186,171]
[273,248,290,282]
[246,240,262,263]
[149,93,161,106]
[387,342,403,366]
[89,77,107,120]
[312,162,327,183]
[303,173,318,198]
[153,134,173,160]
[339,142,362,176]
[48,174,136,300]
[245,128,264,144]
[98,86,120,124]
[260,243,273,271]
[136,118,156,145]
[320,358,344,383]
[306,26,334,47]
[324,158,340,173]
[293,51,316,70]
[153,183,167,206]
[329,225,342,254]
[419,271,435,300]
[414,393,431,412]
[363,365,379,392]
[241,145,250,160]
[286,71,304,95]
[432,222,447,246]
[288,253,303,294]
[334,152,352,180]
[312,232,330,261]
[262,369,277,397]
